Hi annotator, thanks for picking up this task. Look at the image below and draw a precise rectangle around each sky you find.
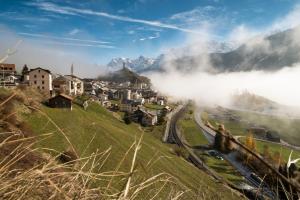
[0,0,300,76]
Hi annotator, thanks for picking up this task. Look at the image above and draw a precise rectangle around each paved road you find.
[194,109,276,198]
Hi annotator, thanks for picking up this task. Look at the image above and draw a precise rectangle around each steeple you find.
[71,63,74,76]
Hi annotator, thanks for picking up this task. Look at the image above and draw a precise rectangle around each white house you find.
[53,75,84,96]
[29,67,52,95]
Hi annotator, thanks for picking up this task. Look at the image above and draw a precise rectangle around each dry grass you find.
[0,89,191,199]
[0,130,191,200]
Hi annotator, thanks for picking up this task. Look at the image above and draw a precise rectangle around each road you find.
[194,109,276,198]
[166,105,271,199]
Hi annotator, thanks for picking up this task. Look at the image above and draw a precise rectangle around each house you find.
[157,99,164,106]
[28,67,53,95]
[83,82,95,95]
[100,100,111,108]
[247,127,267,138]
[119,99,141,113]
[53,75,84,96]
[0,63,16,76]
[0,63,17,86]
[98,93,108,101]
[266,130,281,142]
[142,112,157,126]
[64,75,84,95]
[120,89,131,100]
[120,99,135,113]
[108,89,119,100]
[162,106,172,113]
[132,108,157,126]
[48,94,73,110]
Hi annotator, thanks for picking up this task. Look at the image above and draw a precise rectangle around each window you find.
[42,75,44,78]
[38,70,40,73]
[37,86,40,89]
[34,81,37,84]
[42,86,44,89]
[42,81,45,84]
[34,75,37,78]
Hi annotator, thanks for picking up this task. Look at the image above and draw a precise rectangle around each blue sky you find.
[0,0,299,66]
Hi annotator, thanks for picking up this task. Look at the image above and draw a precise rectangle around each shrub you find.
[123,112,132,125]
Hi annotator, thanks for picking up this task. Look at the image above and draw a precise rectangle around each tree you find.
[20,64,29,82]
[123,112,131,125]
[272,151,282,168]
[244,133,257,162]
[262,145,271,159]
[245,133,256,152]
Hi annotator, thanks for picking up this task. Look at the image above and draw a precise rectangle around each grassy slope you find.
[233,110,300,145]
[23,103,240,199]
[202,110,300,166]
[178,107,244,185]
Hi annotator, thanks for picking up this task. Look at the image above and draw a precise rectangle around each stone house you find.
[29,67,53,95]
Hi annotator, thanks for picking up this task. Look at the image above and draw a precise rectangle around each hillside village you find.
[0,62,171,127]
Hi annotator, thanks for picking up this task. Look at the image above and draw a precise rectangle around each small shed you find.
[48,94,73,110]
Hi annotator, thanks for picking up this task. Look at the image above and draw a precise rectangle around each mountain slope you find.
[211,26,300,72]
[22,101,242,199]
[99,66,150,83]
[107,26,300,73]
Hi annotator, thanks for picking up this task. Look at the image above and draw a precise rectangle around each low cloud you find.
[148,4,300,109]
[0,27,106,78]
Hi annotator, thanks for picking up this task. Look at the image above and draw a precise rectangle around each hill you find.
[111,26,300,73]
[210,26,300,72]
[0,88,242,199]
[230,91,279,112]
[99,66,150,84]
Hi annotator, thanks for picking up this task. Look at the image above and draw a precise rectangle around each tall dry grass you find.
[0,89,191,199]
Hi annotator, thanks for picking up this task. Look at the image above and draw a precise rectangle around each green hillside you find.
[22,102,241,199]
[98,67,150,83]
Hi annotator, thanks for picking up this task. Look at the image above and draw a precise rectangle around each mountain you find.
[211,26,300,72]
[107,26,300,73]
[106,41,235,73]
[98,66,150,83]
[107,56,156,73]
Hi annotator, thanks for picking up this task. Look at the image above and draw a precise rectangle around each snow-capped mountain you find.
[107,56,156,72]
[106,41,235,73]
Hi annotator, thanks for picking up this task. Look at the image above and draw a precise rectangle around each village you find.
[0,62,172,127]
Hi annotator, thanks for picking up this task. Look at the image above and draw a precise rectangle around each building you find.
[28,67,52,95]
[53,75,84,96]
[0,63,16,76]
[120,99,135,113]
[108,89,119,100]
[142,112,157,126]
[119,99,141,113]
[133,108,157,126]
[64,75,84,95]
[266,130,281,142]
[48,94,73,110]
[98,93,108,101]
[0,63,17,86]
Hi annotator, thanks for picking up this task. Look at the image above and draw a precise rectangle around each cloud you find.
[69,28,80,36]
[0,27,107,78]
[18,32,112,45]
[27,1,208,35]
[146,3,300,110]
[137,32,160,42]
[149,63,300,108]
